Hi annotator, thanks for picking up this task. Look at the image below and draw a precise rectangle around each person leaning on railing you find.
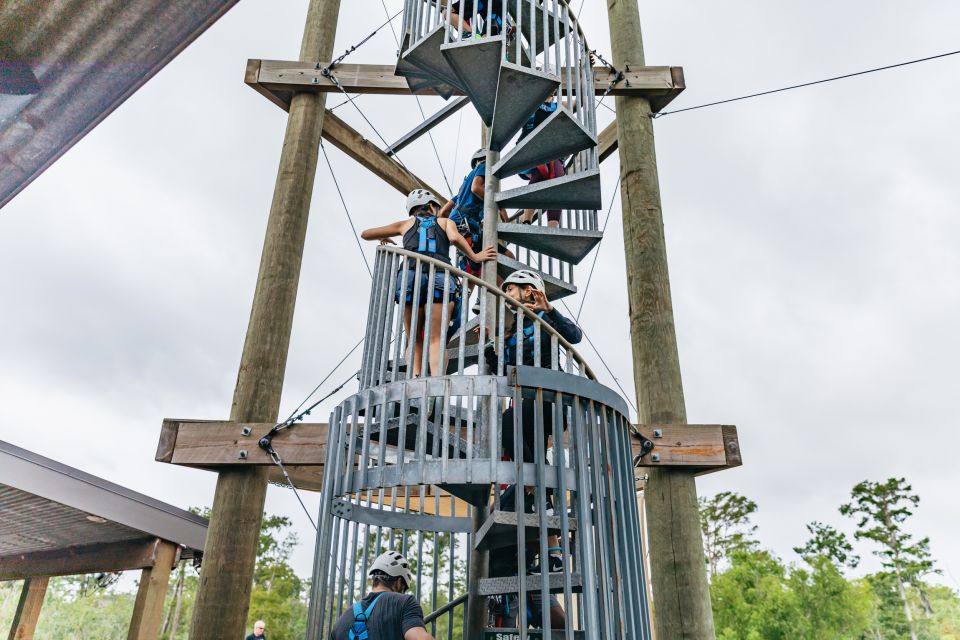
[361,189,497,378]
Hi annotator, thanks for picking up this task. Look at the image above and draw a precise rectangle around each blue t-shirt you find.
[518,101,558,142]
[450,161,485,229]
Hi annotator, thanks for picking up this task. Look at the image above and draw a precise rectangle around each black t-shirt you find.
[245,634,265,640]
[329,591,426,640]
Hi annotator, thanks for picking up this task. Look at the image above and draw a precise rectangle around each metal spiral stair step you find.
[441,36,505,124]
[488,62,559,151]
[492,108,596,178]
[496,168,601,211]
[400,25,467,92]
[497,254,576,300]
[362,412,470,459]
[478,572,583,596]
[498,223,602,264]
[475,510,578,551]
[439,482,493,507]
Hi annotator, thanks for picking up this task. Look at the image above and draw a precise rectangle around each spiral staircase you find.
[306,3,652,639]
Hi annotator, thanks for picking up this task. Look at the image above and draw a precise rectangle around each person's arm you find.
[438,199,454,218]
[404,628,434,640]
[498,207,509,222]
[361,219,409,242]
[440,219,496,263]
[470,174,484,199]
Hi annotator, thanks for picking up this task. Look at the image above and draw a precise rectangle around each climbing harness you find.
[349,593,385,640]
[503,311,546,365]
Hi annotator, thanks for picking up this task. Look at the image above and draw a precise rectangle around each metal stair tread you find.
[492,108,596,178]
[400,25,466,91]
[363,412,469,458]
[478,572,582,596]
[489,62,559,151]
[496,254,576,301]
[475,509,578,551]
[496,169,602,211]
[497,223,602,264]
[441,36,504,125]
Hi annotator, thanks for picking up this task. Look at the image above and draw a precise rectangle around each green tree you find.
[841,478,937,640]
[699,491,759,577]
[793,521,859,569]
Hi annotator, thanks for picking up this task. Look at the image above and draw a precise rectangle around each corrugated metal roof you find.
[0,440,208,556]
[0,0,241,209]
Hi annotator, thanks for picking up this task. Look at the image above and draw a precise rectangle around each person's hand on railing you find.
[379,238,396,246]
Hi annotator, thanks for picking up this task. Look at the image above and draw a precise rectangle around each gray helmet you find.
[369,551,414,588]
[502,269,545,294]
[405,188,441,214]
[471,148,486,168]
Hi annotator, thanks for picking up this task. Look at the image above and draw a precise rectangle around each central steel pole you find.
[188,0,343,637]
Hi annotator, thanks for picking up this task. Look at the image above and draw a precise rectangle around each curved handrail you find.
[423,593,468,624]
[361,245,595,387]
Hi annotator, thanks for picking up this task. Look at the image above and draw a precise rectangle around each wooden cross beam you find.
[156,419,741,491]
[246,60,685,112]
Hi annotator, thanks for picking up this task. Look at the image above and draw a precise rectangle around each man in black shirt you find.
[245,620,266,640]
[329,551,434,640]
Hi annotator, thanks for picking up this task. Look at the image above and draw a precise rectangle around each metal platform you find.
[475,510,578,551]
[493,109,596,178]
[478,572,583,596]
[498,223,603,264]
[497,169,602,211]
[400,25,465,91]
[489,63,560,151]
[496,254,577,300]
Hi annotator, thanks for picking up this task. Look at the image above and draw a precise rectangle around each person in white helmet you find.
[486,269,582,603]
[329,551,433,640]
[362,189,496,377]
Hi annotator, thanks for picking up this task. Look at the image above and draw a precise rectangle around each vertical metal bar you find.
[533,319,542,368]
[533,388,550,633]
[421,261,437,376]
[552,395,574,640]
[512,378,527,640]
[393,255,411,382]
[376,251,397,387]
[406,258,424,375]
[497,297,506,375]
[571,396,601,633]
[438,267,452,376]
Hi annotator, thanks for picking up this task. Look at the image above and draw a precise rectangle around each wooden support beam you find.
[632,425,741,473]
[8,577,48,640]
[127,541,178,640]
[598,120,619,164]
[0,538,177,581]
[321,110,447,201]
[245,60,684,111]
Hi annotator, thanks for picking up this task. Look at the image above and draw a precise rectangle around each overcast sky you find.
[2,0,958,590]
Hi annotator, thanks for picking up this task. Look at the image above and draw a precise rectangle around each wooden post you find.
[605,0,717,638]
[187,0,343,637]
[127,542,178,640]
[7,577,48,640]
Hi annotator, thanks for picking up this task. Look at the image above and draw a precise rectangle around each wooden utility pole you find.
[606,0,717,638]
[7,577,48,640]
[188,0,343,637]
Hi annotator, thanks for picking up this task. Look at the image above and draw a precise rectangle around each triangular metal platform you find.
[496,168,601,211]
[496,254,576,301]
[498,223,602,264]
[440,36,505,125]
[475,510,578,551]
[478,572,583,596]
[492,108,596,178]
[400,25,466,92]
[489,62,559,151]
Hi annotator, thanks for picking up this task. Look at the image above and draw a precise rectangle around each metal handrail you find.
[423,593,468,624]
[360,245,595,389]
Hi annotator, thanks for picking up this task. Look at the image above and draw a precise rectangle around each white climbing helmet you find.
[369,550,414,588]
[502,269,545,295]
[406,188,440,214]
[471,148,486,168]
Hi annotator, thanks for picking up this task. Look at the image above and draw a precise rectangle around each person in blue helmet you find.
[362,189,496,377]
[329,551,434,640]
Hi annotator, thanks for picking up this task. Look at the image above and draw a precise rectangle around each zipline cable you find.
[654,48,960,118]
[321,140,373,278]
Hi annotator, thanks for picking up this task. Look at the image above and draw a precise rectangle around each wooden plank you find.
[247,60,684,106]
[127,541,178,640]
[0,538,170,581]
[158,420,328,467]
[632,424,741,473]
[321,110,448,201]
[8,577,48,640]
[598,120,618,163]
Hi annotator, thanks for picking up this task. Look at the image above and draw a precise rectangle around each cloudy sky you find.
[2,0,958,589]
